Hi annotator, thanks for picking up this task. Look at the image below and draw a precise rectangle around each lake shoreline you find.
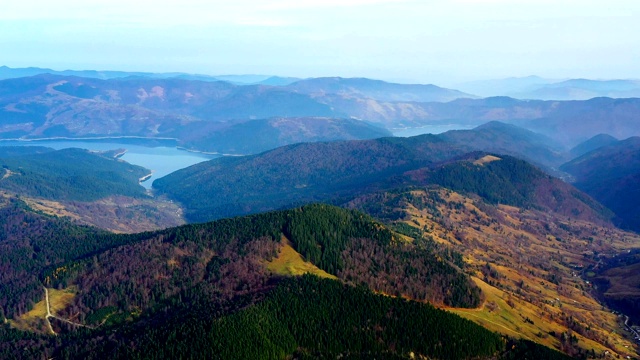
[139,173,153,183]
[0,139,218,190]
[176,146,246,157]
[0,136,178,143]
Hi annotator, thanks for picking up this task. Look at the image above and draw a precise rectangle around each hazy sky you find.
[2,0,638,85]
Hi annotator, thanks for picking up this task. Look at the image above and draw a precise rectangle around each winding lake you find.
[0,140,219,189]
[392,124,473,137]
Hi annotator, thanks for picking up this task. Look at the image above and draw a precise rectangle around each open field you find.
[23,197,82,220]
[267,235,337,279]
[10,287,76,334]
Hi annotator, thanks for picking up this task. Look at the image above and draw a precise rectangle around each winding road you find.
[624,315,640,341]
[43,287,56,335]
[43,287,95,335]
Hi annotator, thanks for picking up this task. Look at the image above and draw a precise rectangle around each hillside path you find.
[43,287,95,332]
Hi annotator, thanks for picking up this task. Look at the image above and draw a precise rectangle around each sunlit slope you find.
[347,185,640,358]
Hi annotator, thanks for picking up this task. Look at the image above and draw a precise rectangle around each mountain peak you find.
[569,133,620,158]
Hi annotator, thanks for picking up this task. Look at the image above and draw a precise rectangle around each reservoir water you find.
[392,124,473,137]
[0,140,219,189]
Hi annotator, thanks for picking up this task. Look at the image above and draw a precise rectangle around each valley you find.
[4,0,640,355]
[0,70,639,359]
[2,140,639,358]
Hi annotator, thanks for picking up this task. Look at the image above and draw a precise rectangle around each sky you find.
[2,0,638,85]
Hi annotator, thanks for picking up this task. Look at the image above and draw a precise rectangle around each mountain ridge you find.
[154,126,609,224]
[3,73,640,148]
[561,137,640,231]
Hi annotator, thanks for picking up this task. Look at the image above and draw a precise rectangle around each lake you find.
[0,139,219,189]
[392,124,473,137]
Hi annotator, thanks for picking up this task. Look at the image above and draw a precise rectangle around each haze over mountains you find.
[4,66,640,101]
[0,66,299,86]
[458,76,640,100]
[2,69,640,154]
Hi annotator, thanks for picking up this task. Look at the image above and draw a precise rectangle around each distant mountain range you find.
[2,73,640,150]
[457,76,554,97]
[412,96,640,147]
[5,66,640,101]
[0,73,478,153]
[458,76,640,100]
[0,65,300,86]
[288,76,475,102]
[513,79,640,100]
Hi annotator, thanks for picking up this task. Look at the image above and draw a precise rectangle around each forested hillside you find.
[569,134,619,159]
[155,128,609,224]
[406,154,611,224]
[1,153,632,358]
[177,117,391,155]
[0,199,577,359]
[0,147,149,201]
[1,274,573,360]
[154,134,462,222]
[0,197,115,319]
[439,121,568,168]
[561,137,640,231]
[345,184,640,358]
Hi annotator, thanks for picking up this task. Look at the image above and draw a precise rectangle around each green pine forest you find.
[0,199,572,359]
[0,147,149,201]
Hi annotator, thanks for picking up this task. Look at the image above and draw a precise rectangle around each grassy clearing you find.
[450,277,541,339]
[47,287,76,314]
[267,236,337,279]
[1,169,15,180]
[451,277,625,356]
[23,197,81,220]
[10,287,76,333]
[473,155,502,166]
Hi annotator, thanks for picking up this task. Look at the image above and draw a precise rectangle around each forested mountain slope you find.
[0,147,149,201]
[561,137,640,232]
[155,127,607,223]
[569,134,619,159]
[439,121,568,168]
[0,146,182,233]
[154,134,461,222]
[345,182,640,358]
[176,116,391,155]
[0,201,572,359]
